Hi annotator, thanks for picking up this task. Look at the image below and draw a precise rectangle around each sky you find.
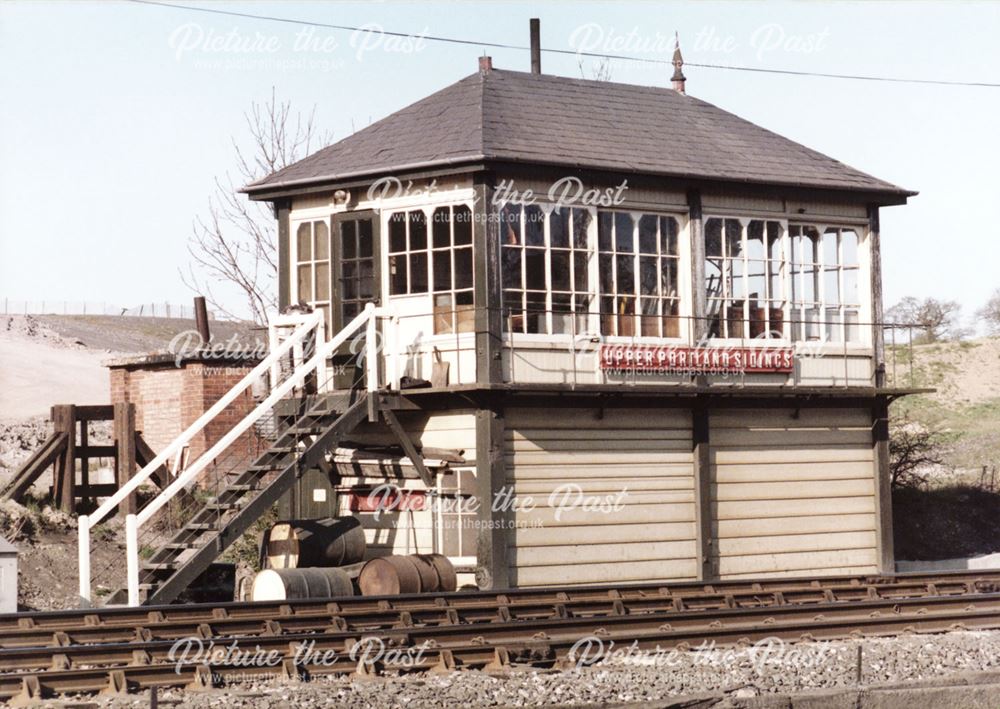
[1,0,998,323]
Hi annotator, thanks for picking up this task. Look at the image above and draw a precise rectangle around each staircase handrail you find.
[77,308,325,606]
[120,304,379,606]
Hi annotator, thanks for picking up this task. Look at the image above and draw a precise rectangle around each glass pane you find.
[615,212,634,252]
[358,219,373,258]
[389,213,406,253]
[502,247,522,289]
[747,261,766,303]
[724,219,743,258]
[524,205,544,246]
[845,309,860,342]
[297,264,312,302]
[705,258,723,299]
[803,226,821,262]
[573,252,588,292]
[296,223,312,261]
[746,221,765,260]
[841,229,859,265]
[573,208,591,249]
[767,221,782,260]
[433,249,451,292]
[340,221,356,259]
[550,207,569,249]
[314,221,329,260]
[661,258,678,298]
[598,211,613,251]
[341,271,357,300]
[705,218,723,257]
[454,248,473,290]
[550,250,570,291]
[315,263,330,301]
[551,293,571,334]
[823,228,839,265]
[409,211,427,251]
[638,215,657,254]
[501,203,521,245]
[825,307,842,343]
[359,269,374,299]
[660,217,678,256]
[389,255,407,295]
[824,268,839,303]
[599,254,613,293]
[639,256,657,296]
[843,268,860,306]
[525,292,546,333]
[433,207,451,249]
[616,254,635,294]
[525,248,545,290]
[453,205,472,246]
[410,252,428,292]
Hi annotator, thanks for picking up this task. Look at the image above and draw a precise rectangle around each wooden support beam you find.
[134,433,171,490]
[51,405,76,514]
[113,402,137,516]
[473,176,503,386]
[873,396,894,573]
[692,400,714,581]
[0,433,68,502]
[475,406,508,590]
[868,205,886,386]
[687,189,707,344]
[79,419,89,508]
[380,409,434,487]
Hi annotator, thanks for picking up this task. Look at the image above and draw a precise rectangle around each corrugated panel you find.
[505,407,696,587]
[710,407,878,579]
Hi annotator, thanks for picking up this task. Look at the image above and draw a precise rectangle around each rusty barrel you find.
[265,517,366,569]
[358,554,457,595]
[250,567,354,601]
[357,556,422,595]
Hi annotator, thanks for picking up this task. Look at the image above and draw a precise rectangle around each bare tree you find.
[183,89,332,325]
[886,296,966,343]
[578,57,613,82]
[890,419,945,488]
[978,288,1000,334]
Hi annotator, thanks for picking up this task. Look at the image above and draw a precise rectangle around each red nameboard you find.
[600,345,794,374]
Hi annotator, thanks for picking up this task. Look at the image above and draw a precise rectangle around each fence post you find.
[114,402,137,516]
[52,405,76,514]
[126,514,140,606]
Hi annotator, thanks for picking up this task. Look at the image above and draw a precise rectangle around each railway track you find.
[3,569,1000,702]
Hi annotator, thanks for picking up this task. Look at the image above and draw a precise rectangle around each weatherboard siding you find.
[709,407,879,578]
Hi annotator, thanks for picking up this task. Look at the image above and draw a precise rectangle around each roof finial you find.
[672,32,686,95]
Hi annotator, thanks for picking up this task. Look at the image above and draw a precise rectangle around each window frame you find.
[500,202,691,344]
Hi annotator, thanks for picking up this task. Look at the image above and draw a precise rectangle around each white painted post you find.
[126,514,139,606]
[78,515,91,607]
[365,304,378,396]
[388,313,400,391]
[267,322,280,391]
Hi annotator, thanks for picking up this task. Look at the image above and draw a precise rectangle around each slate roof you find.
[245,69,912,198]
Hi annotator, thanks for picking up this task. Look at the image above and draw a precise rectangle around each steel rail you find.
[0,576,993,650]
[5,568,999,636]
[4,590,1000,701]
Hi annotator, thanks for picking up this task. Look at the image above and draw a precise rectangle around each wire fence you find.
[1,299,219,320]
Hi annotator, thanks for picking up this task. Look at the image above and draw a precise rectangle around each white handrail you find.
[78,309,324,606]
[121,304,380,605]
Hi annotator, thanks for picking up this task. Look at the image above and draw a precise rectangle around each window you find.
[705,218,785,339]
[337,216,376,323]
[599,212,680,338]
[388,210,429,295]
[431,205,474,334]
[501,204,592,334]
[295,219,332,318]
[789,225,861,342]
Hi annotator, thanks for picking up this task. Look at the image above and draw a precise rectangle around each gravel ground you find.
[61,629,1000,708]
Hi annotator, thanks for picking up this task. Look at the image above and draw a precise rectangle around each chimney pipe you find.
[479,55,493,73]
[529,18,541,74]
[193,296,211,344]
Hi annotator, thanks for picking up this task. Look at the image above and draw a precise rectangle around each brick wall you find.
[109,357,261,466]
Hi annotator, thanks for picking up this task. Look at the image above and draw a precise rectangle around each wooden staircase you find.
[139,392,371,604]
